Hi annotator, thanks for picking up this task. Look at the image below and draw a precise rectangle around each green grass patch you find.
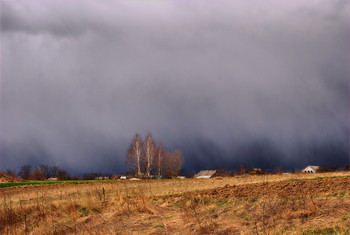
[340,213,350,221]
[215,198,232,208]
[303,226,341,235]
[154,224,164,228]
[79,207,89,217]
[281,224,296,233]
[0,180,114,189]
[243,196,259,203]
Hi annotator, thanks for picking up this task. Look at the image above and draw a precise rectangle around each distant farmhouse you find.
[95,176,110,180]
[302,166,320,174]
[195,170,217,179]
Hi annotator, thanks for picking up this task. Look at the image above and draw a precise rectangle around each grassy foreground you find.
[1,172,349,234]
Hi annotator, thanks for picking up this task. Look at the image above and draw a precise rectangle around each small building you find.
[47,177,58,181]
[95,176,110,180]
[302,166,320,174]
[120,176,127,180]
[195,170,217,179]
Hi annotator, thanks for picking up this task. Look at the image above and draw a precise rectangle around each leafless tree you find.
[5,169,17,178]
[49,165,60,178]
[125,133,185,179]
[39,164,50,178]
[155,143,165,177]
[173,149,184,177]
[31,166,46,180]
[163,149,184,178]
[57,168,69,180]
[18,164,32,180]
[126,133,144,178]
[144,133,157,178]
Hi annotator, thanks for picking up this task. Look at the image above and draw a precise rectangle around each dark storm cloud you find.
[1,0,349,174]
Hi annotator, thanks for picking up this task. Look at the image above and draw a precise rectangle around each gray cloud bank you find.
[1,0,349,174]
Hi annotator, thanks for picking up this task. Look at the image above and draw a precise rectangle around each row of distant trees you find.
[5,165,117,181]
[6,165,117,181]
[126,133,184,178]
[5,162,349,181]
[6,164,69,180]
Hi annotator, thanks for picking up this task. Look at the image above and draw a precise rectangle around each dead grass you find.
[0,171,349,234]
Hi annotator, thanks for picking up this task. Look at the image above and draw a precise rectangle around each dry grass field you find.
[1,172,349,234]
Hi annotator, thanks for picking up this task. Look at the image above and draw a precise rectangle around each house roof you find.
[195,170,217,178]
[302,166,320,171]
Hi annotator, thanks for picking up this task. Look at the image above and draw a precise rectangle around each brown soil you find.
[174,176,350,199]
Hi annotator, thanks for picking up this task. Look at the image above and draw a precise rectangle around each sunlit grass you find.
[1,172,349,234]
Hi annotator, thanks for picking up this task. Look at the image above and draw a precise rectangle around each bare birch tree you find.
[126,133,144,177]
[144,133,157,178]
[125,133,185,179]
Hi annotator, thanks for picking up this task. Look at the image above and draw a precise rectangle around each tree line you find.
[5,165,111,181]
[126,133,184,178]
[6,164,69,180]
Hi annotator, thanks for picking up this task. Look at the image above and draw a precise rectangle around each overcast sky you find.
[1,0,349,174]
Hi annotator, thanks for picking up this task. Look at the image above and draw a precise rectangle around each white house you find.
[302,166,320,174]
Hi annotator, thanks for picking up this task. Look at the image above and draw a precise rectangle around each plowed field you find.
[186,176,350,198]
